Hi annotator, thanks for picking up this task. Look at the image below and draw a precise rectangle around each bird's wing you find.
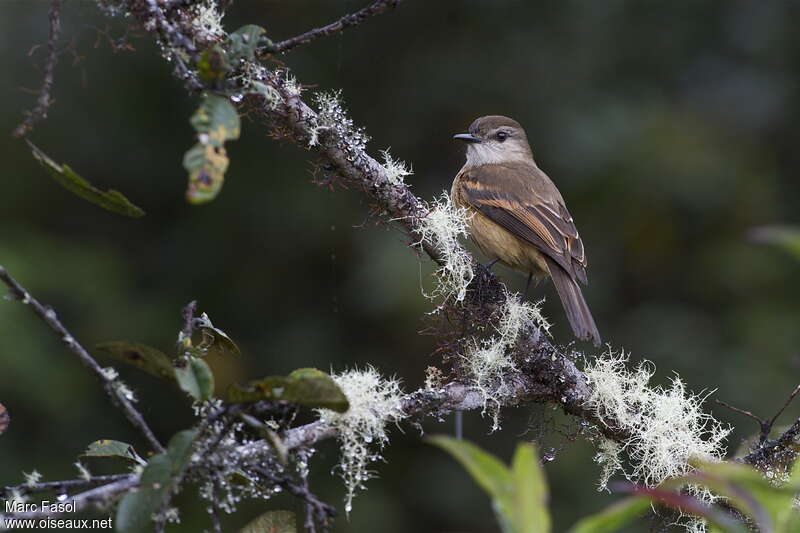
[458,163,588,284]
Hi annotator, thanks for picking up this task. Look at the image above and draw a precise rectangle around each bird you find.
[451,115,601,346]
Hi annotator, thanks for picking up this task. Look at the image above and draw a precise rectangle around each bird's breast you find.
[452,172,549,276]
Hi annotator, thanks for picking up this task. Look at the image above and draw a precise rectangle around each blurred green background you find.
[2,1,800,531]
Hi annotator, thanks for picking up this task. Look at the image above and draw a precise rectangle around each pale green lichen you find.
[585,352,730,532]
[190,0,225,42]
[74,461,91,481]
[585,353,729,490]
[416,192,474,303]
[308,91,369,150]
[316,367,406,514]
[380,149,412,186]
[23,470,42,487]
[464,293,550,431]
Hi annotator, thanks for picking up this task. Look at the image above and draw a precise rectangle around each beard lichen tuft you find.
[585,352,730,531]
[189,0,225,43]
[308,90,369,151]
[416,192,475,304]
[463,292,550,431]
[316,367,406,514]
[380,149,412,186]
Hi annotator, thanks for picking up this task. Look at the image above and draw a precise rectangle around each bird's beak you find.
[453,133,482,143]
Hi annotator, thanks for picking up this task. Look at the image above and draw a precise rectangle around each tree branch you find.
[742,385,800,471]
[270,351,633,453]
[0,475,138,522]
[1,474,130,499]
[0,266,165,454]
[12,0,62,137]
[264,0,403,55]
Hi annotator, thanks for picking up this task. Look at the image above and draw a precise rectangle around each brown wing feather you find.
[458,163,588,285]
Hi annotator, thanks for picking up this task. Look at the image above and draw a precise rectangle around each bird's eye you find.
[496,131,509,141]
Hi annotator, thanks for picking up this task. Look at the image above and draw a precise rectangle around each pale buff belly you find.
[467,208,550,278]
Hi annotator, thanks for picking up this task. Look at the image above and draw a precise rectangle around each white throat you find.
[465,142,532,167]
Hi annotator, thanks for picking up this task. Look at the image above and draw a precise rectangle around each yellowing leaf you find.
[184,93,241,204]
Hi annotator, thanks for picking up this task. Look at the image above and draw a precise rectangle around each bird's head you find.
[454,115,533,166]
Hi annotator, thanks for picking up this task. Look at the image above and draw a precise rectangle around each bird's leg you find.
[524,272,533,298]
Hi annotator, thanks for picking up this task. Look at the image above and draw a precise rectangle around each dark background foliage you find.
[2,1,800,531]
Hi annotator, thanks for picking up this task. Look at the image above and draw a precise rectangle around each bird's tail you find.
[545,258,601,346]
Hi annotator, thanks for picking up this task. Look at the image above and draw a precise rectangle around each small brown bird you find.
[451,115,601,346]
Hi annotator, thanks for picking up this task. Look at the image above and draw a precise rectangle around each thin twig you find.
[139,0,202,91]
[767,383,800,429]
[743,384,800,469]
[12,0,62,137]
[1,474,130,499]
[0,475,138,522]
[718,383,800,448]
[715,399,770,442]
[179,299,197,348]
[264,0,403,54]
[0,266,165,453]
[209,500,223,533]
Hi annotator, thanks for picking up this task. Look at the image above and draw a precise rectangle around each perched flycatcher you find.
[451,115,601,346]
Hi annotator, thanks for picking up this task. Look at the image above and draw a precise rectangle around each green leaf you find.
[240,510,297,533]
[749,226,800,261]
[165,429,198,472]
[116,430,197,533]
[227,25,267,63]
[116,454,172,533]
[28,141,145,218]
[567,497,651,533]
[285,368,348,411]
[82,439,144,465]
[175,356,215,401]
[226,368,348,412]
[511,443,550,533]
[184,94,241,204]
[428,435,515,531]
[95,341,175,380]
